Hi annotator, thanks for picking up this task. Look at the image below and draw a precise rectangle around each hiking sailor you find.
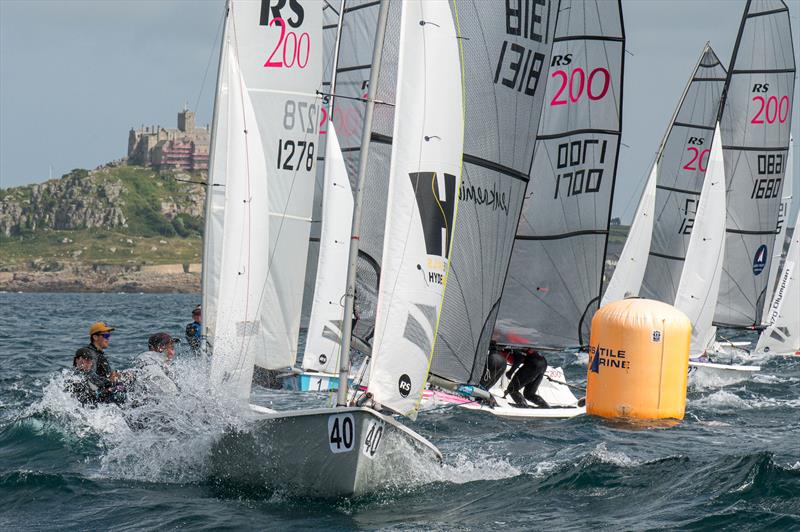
[69,350,126,406]
[73,322,127,385]
[479,341,510,390]
[134,333,180,395]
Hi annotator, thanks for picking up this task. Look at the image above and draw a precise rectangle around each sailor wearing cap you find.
[73,322,118,380]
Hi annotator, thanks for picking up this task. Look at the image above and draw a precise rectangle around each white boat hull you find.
[209,406,441,498]
[423,367,585,419]
[689,360,761,386]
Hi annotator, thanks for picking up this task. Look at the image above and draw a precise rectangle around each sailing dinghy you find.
[206,0,462,497]
[461,0,624,415]
[600,44,760,375]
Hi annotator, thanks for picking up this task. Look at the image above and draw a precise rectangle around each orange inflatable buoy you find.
[586,298,691,420]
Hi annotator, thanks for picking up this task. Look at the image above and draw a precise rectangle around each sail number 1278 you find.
[277,139,314,171]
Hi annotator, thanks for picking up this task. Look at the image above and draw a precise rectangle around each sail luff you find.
[762,135,794,324]
[201,2,231,349]
[755,206,800,354]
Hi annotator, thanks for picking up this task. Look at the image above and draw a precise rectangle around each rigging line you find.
[195,8,227,115]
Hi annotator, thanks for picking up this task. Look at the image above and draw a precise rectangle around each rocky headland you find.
[1,165,205,293]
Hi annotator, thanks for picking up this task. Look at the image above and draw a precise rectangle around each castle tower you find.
[178,107,195,133]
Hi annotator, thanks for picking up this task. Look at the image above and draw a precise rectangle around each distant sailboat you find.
[713,0,796,328]
[603,44,727,356]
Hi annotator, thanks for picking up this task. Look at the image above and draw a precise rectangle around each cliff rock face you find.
[0,166,205,237]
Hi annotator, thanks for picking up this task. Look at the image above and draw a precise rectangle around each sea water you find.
[1,292,798,530]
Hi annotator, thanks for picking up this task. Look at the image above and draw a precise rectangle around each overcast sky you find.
[0,0,798,221]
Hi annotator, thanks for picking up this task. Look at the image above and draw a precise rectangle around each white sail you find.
[201,15,231,345]
[756,206,800,354]
[229,0,322,369]
[762,136,794,324]
[601,163,657,306]
[207,44,270,401]
[367,0,463,418]
[302,123,354,373]
[675,124,726,355]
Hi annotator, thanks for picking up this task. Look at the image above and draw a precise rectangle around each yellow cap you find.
[89,322,115,336]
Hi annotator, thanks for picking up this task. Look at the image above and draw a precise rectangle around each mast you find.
[337,0,390,407]
[328,1,346,117]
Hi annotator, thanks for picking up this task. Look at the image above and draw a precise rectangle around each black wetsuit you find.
[68,370,125,406]
[74,343,112,378]
[505,349,548,407]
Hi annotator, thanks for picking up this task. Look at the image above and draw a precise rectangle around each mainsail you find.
[203,0,322,398]
[366,0,463,417]
[498,0,625,349]
[602,44,727,307]
[429,0,556,385]
[714,0,796,327]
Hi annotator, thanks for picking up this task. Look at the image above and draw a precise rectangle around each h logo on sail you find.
[408,171,456,259]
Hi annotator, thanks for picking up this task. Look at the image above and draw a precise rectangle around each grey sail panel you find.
[498,0,625,349]
[429,1,556,384]
[640,46,726,304]
[715,0,795,327]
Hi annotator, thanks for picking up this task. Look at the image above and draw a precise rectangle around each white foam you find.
[691,390,751,410]
[588,442,639,467]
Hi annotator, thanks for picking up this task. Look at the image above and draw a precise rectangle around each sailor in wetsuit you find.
[69,351,126,406]
[71,322,129,404]
[504,347,549,408]
[185,305,202,356]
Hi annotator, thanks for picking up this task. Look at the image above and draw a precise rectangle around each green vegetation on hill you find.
[0,165,206,268]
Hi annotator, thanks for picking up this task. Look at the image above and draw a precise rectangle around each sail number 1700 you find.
[553,139,608,199]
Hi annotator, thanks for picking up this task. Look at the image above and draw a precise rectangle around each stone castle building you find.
[128,107,210,171]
